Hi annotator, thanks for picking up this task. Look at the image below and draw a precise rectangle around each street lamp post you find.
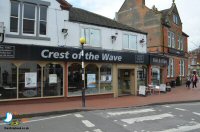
[80,37,86,107]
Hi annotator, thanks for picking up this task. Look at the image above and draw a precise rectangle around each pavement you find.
[1,84,200,118]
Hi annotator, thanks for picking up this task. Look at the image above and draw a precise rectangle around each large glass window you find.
[137,66,147,87]
[10,1,19,33]
[43,64,63,97]
[19,63,41,98]
[0,62,17,100]
[123,34,137,50]
[68,63,82,96]
[85,64,99,94]
[100,64,112,93]
[81,28,100,47]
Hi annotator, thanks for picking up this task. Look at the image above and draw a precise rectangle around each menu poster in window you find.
[25,72,37,88]
[87,74,96,88]
[101,75,112,82]
[49,74,57,84]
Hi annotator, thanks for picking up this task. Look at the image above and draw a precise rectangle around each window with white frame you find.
[123,34,137,50]
[81,28,100,47]
[180,60,185,76]
[173,14,179,25]
[168,31,175,48]
[10,0,48,36]
[10,1,19,33]
[39,6,47,35]
[167,58,174,77]
[23,3,36,35]
[178,36,183,50]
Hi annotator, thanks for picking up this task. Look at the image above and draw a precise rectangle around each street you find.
[1,102,200,132]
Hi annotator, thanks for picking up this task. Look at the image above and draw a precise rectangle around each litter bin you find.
[170,80,176,88]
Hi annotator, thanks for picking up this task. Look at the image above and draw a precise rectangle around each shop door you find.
[118,69,131,96]
[152,68,160,85]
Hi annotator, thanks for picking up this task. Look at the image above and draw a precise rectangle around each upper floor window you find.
[168,31,175,48]
[23,3,36,35]
[81,28,100,47]
[173,14,179,25]
[10,1,48,36]
[40,6,47,35]
[123,34,137,50]
[10,1,19,33]
[178,36,183,51]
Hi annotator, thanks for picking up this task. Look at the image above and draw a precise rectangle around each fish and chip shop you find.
[0,43,168,102]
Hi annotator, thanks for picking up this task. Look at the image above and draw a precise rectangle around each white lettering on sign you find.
[41,49,70,59]
[102,53,122,61]
[41,50,123,62]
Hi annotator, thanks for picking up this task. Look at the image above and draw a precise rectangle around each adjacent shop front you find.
[148,54,169,85]
[0,43,149,101]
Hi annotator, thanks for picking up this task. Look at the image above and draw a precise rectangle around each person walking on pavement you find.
[186,75,191,88]
[192,74,198,88]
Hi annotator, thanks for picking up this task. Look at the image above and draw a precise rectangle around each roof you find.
[69,7,147,35]
[161,9,170,19]
[182,32,189,37]
[56,0,72,10]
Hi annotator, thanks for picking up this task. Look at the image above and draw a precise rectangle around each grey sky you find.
[68,0,200,51]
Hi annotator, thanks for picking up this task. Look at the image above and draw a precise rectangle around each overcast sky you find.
[67,0,200,51]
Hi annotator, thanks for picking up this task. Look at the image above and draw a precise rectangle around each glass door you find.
[118,69,131,96]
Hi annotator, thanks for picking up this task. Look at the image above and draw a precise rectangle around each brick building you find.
[116,0,189,85]
[188,48,200,76]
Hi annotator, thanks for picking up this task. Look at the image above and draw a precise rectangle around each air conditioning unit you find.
[0,22,4,33]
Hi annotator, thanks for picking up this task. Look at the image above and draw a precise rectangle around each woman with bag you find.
[192,74,198,88]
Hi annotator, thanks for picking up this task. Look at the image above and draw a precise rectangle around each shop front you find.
[148,54,169,85]
[0,43,149,102]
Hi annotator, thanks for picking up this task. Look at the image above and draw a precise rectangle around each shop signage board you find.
[0,45,15,58]
[168,48,185,56]
[149,54,169,66]
[1,43,150,64]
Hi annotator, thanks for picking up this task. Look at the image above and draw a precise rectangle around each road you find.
[1,102,200,132]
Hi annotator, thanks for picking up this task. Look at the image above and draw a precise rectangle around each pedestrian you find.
[186,75,191,88]
[192,74,198,88]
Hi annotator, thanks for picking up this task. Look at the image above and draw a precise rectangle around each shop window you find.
[152,67,160,85]
[68,63,82,96]
[85,64,99,94]
[100,64,112,93]
[43,64,63,97]
[137,66,147,87]
[167,58,174,78]
[0,62,17,100]
[19,63,41,98]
